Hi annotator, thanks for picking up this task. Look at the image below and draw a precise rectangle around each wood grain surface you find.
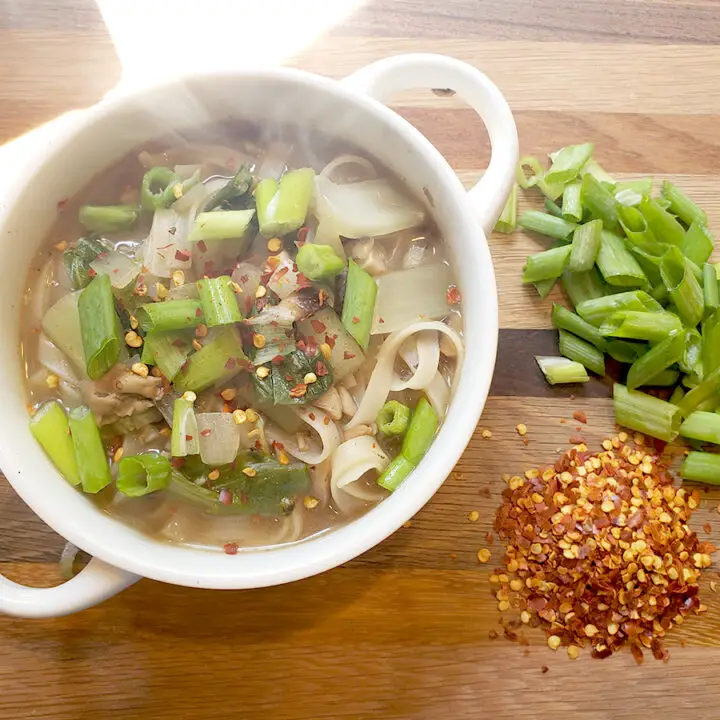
[3,1,720,718]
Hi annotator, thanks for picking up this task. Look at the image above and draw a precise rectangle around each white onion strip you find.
[320,155,377,183]
[390,331,440,392]
[426,372,450,420]
[346,321,464,428]
[264,407,341,465]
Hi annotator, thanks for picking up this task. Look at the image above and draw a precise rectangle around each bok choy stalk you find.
[68,406,112,493]
[171,392,200,457]
[255,168,315,237]
[29,402,81,486]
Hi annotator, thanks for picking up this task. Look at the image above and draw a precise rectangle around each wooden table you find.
[3,1,720,717]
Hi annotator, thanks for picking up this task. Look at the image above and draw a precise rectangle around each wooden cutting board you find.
[2,1,720,718]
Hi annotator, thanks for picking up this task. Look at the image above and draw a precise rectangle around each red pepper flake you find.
[352,316,360,324]
[223,542,239,555]
[325,334,336,349]
[197,240,207,253]
[311,319,326,334]
[284,374,293,382]
[156,243,173,251]
[323,416,330,425]
[343,351,356,360]
[271,354,285,365]
[569,435,584,444]
[275,266,289,280]
[200,429,212,437]
[541,666,549,674]
[315,361,329,377]
[306,337,317,357]
[446,285,461,305]
[224,358,236,370]
[296,272,311,288]
[88,268,97,277]
[379,317,385,324]
[308,412,316,421]
[219,489,233,506]
[175,249,191,262]
[573,410,588,424]
[185,434,193,441]
[239,274,249,284]
[297,226,309,243]
[296,339,307,352]
[171,457,185,469]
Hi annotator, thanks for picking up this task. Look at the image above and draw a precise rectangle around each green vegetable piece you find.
[704,263,720,315]
[494,184,518,233]
[116,454,172,497]
[681,451,720,484]
[518,211,576,241]
[561,182,583,224]
[79,205,138,233]
[522,245,571,284]
[255,168,315,237]
[561,267,608,307]
[596,231,647,288]
[599,310,682,343]
[377,454,415,492]
[660,245,704,328]
[174,326,248,393]
[401,397,439,466]
[558,329,605,376]
[142,330,193,381]
[680,412,720,446]
[568,218,602,273]
[29,402,81,486]
[377,400,411,437]
[171,393,199,457]
[613,384,681,443]
[188,209,256,242]
[341,259,377,350]
[202,164,253,212]
[262,350,333,406]
[295,244,345,281]
[197,275,243,326]
[212,456,310,515]
[680,221,714,268]
[141,166,176,210]
[580,173,619,232]
[551,304,607,352]
[639,197,685,246]
[535,356,589,385]
[576,290,662,327]
[78,273,122,380]
[661,180,707,227]
[68,406,112,493]
[545,143,594,185]
[63,237,113,290]
[139,299,203,332]
[677,365,720,418]
[626,330,684,391]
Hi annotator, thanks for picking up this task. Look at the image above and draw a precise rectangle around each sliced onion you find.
[313,175,425,240]
[41,290,85,376]
[267,251,308,299]
[347,321,464,429]
[264,407,341,465]
[173,176,226,214]
[319,155,377,184]
[196,413,240,466]
[90,251,141,289]
[144,208,193,278]
[38,333,81,384]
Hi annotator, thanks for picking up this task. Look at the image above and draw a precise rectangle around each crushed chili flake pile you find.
[493,433,716,663]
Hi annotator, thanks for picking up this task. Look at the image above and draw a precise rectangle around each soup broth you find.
[21,124,464,552]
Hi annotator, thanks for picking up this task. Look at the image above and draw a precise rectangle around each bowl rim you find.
[2,65,498,588]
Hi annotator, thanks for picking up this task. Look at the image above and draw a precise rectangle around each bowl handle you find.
[343,53,519,235]
[0,557,139,618]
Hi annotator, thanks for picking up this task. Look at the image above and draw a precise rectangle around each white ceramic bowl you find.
[0,54,517,617]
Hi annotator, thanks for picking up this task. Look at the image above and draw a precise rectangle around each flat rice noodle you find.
[330,435,389,514]
[264,407,341,465]
[346,321,464,429]
[391,331,439,391]
[309,457,332,506]
[425,372,450,420]
[319,155,377,184]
